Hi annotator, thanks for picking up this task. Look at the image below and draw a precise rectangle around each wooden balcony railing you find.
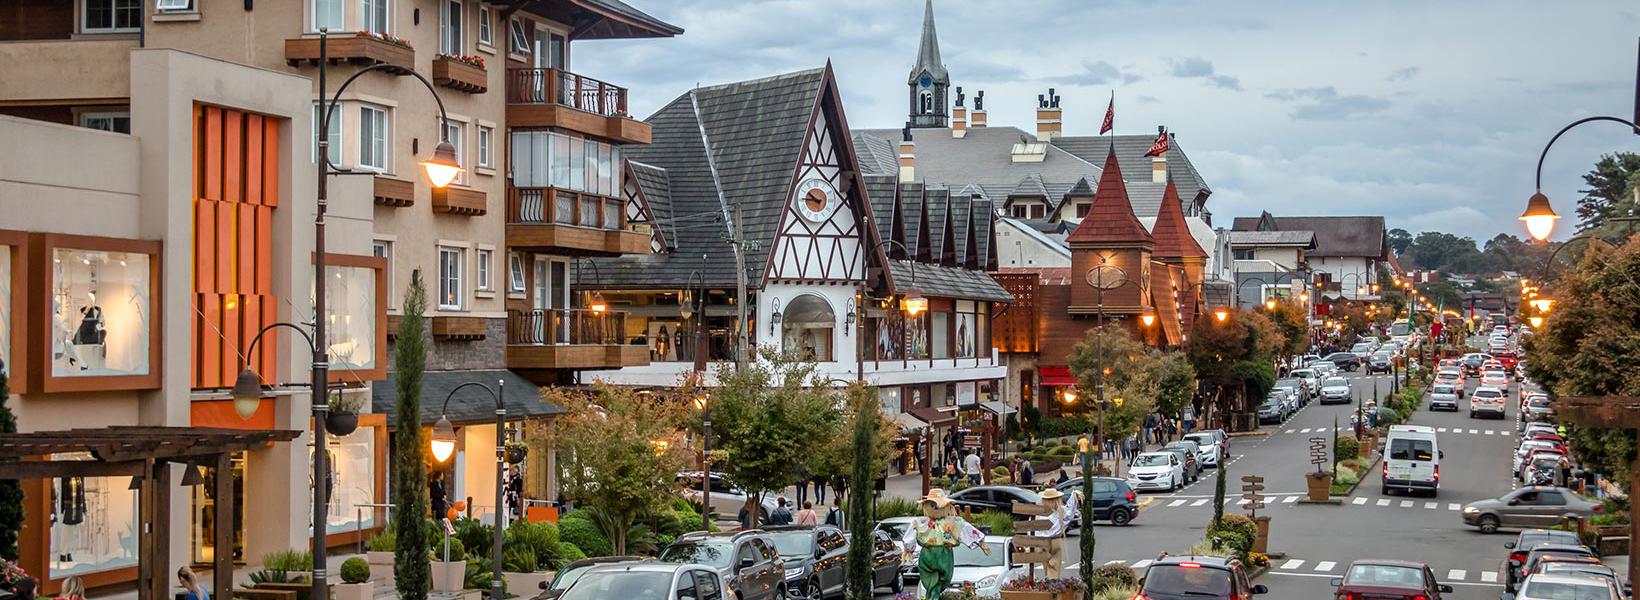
[506,68,629,117]
[507,309,630,346]
[506,187,625,230]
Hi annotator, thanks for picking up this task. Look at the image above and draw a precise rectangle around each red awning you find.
[1039,367,1076,387]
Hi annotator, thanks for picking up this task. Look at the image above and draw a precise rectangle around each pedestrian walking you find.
[812,475,828,505]
[945,463,960,487]
[769,497,793,525]
[795,468,809,506]
[795,501,819,526]
[963,450,982,485]
[177,567,208,600]
[1182,406,1197,434]
[1020,460,1036,485]
[825,501,846,529]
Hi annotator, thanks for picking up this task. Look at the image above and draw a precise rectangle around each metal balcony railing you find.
[506,68,629,117]
[507,308,629,346]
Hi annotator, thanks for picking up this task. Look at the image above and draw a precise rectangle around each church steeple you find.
[907,0,950,128]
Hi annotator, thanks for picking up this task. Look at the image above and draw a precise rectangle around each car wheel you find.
[891,573,904,594]
[804,579,822,600]
[1478,515,1500,534]
[1111,508,1132,526]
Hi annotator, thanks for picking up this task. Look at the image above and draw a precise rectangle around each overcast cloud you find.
[576,0,1639,242]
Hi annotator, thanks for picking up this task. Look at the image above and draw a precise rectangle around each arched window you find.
[780,294,835,362]
[919,90,934,115]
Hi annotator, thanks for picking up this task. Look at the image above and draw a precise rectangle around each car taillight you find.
[1411,595,1428,600]
[1383,462,1389,477]
[1127,491,1136,502]
[1130,593,1148,600]
[1509,551,1526,565]
[1433,464,1439,480]
[1594,504,1604,512]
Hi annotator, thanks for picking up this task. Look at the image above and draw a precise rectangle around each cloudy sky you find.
[577,0,1638,242]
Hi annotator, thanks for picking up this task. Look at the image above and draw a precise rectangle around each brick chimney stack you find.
[899,125,916,183]
[1035,89,1062,142]
[1151,126,1168,183]
[970,90,988,128]
[952,87,968,139]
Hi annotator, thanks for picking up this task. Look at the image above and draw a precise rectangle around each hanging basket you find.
[506,444,529,464]
[326,411,360,436]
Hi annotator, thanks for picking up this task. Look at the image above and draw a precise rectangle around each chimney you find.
[1151,126,1168,183]
[952,86,968,139]
[899,125,916,183]
[1035,88,1062,142]
[970,90,988,128]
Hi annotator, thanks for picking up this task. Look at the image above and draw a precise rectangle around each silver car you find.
[1428,384,1460,411]
[1319,376,1352,404]
[1460,486,1601,534]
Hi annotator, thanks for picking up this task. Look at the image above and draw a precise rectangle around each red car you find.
[1494,351,1520,372]
[1331,560,1452,600]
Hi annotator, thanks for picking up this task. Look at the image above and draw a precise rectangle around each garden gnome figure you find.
[1033,489,1069,578]
[914,489,989,600]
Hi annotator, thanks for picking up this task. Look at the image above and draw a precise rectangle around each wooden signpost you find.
[1010,501,1057,581]
[1241,475,1267,516]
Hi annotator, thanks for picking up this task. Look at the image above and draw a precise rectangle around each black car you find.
[946,485,1041,518]
[1054,477,1140,526]
[763,526,850,600]
[1322,352,1360,371]
[659,531,786,600]
[1366,353,1393,374]
[1138,555,1267,600]
[1502,529,1584,593]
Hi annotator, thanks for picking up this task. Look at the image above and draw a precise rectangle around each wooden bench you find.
[233,588,297,600]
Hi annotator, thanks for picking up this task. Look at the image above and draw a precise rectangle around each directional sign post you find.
[1010,501,1060,580]
[1241,475,1271,554]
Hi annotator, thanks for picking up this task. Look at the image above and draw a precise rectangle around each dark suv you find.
[1138,555,1267,600]
[762,526,848,600]
[659,531,785,600]
[1322,352,1359,371]
[1054,477,1141,526]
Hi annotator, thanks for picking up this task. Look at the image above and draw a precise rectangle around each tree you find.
[550,385,691,554]
[0,366,21,561]
[711,350,841,527]
[1268,301,1311,357]
[811,385,897,498]
[1576,152,1640,232]
[842,383,885,600]
[393,271,432,600]
[1153,353,1199,418]
[1406,231,1484,274]
[1211,451,1228,530]
[1187,309,1284,431]
[1387,228,1414,256]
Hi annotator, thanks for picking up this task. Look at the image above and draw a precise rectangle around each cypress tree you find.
[0,366,22,560]
[393,272,431,600]
[843,385,878,600]
[1212,454,1227,530]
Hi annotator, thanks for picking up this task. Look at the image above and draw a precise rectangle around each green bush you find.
[1333,465,1362,486]
[463,558,506,593]
[504,520,560,571]
[670,511,705,535]
[969,511,1014,537]
[874,497,921,519]
[559,513,612,557]
[555,541,587,567]
[431,536,466,562]
[1093,585,1139,600]
[453,517,494,561]
[1334,435,1359,461]
[990,466,1012,482]
[366,529,395,552]
[1088,563,1138,592]
[340,557,371,584]
[503,545,539,573]
[263,549,313,572]
[1206,514,1257,563]
[1042,439,1060,448]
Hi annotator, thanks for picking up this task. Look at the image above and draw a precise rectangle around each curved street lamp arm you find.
[440,380,504,415]
[1536,234,1619,283]
[875,239,915,292]
[242,321,317,369]
[1535,116,1640,190]
[321,64,453,152]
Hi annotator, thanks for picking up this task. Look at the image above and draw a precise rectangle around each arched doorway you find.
[780,294,836,361]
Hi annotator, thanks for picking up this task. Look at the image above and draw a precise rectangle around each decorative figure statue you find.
[914,489,988,599]
[1031,488,1078,578]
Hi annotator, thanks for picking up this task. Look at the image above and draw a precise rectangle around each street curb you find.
[1249,564,1270,580]
[1296,497,1344,505]
[1228,431,1269,438]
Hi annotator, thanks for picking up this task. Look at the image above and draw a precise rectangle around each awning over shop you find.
[1039,366,1077,387]
[893,412,929,431]
[978,401,1017,416]
[908,406,959,427]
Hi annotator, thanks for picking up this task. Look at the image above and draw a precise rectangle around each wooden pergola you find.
[0,426,300,600]
[1554,397,1640,588]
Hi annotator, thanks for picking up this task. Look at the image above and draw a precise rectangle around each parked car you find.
[1322,352,1360,371]
[1513,441,1564,477]
[1054,477,1141,526]
[1257,396,1286,425]
[1471,386,1508,419]
[1514,546,1605,593]
[1128,452,1187,492]
[1516,448,1569,483]
[1461,487,1602,534]
[763,526,849,600]
[679,472,780,523]
[1182,430,1228,466]
[1511,573,1624,600]
[1366,352,1394,374]
[1427,384,1460,411]
[1159,441,1202,483]
[1533,562,1625,597]
[1274,389,1300,416]
[1329,560,1452,600]
[1525,396,1556,423]
[1319,377,1352,404]
[1351,342,1378,362]
[1502,529,1585,592]
[659,531,786,600]
[535,556,647,600]
[1289,369,1321,397]
[1165,438,1215,473]
[554,562,730,600]
[1273,378,1310,404]
[875,517,920,585]
[1137,555,1266,600]
[948,536,1027,598]
[946,486,1041,516]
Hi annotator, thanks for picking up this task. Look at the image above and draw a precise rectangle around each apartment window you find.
[440,0,464,55]
[361,0,389,34]
[311,0,343,32]
[508,252,526,293]
[477,6,493,46]
[83,0,141,32]
[81,112,130,134]
[477,126,493,169]
[372,239,393,301]
[438,246,465,310]
[1011,205,1027,219]
[1233,249,1255,260]
[511,130,622,196]
[155,0,194,13]
[441,120,465,183]
[312,103,343,165]
[507,18,529,54]
[359,105,388,171]
[1074,202,1090,218]
[476,249,494,292]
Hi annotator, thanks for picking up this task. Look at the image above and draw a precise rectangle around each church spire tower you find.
[908,0,950,128]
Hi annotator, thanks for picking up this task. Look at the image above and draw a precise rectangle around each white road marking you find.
[1168,499,1186,507]
[1448,569,1467,581]
[1481,571,1499,583]
[1424,502,1438,509]
[1300,428,1313,433]
[1470,429,1479,434]
[1191,499,1209,506]
[1437,427,1448,432]
[1106,560,1124,566]
[1284,429,1296,434]
[1280,559,1305,570]
[1448,503,1462,511]
[1353,497,1368,505]
[1314,561,1337,572]
[1282,495,1299,503]
[1236,498,1250,505]
[1376,499,1391,506]
[1400,500,1414,508]
[1486,430,1495,435]
[1131,560,1153,570]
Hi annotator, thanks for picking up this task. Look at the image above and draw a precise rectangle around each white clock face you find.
[794,178,838,222]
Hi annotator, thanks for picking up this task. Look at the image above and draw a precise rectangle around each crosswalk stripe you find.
[1376,499,1390,506]
[1106,560,1124,566]
[1469,429,1479,434]
[1485,430,1495,435]
[1448,569,1467,581]
[1448,503,1462,511]
[1300,428,1312,433]
[1282,495,1299,503]
[1399,500,1414,508]
[1481,571,1498,583]
[1131,560,1153,570]
[1284,429,1296,434]
[1236,498,1250,505]
[1168,500,1186,507]
[1314,561,1337,572]
[1353,497,1368,505]
[1191,499,1209,506]
[1423,502,1438,509]
[1280,559,1305,570]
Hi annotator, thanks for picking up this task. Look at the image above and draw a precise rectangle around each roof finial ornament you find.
[975,90,984,111]
[955,86,964,107]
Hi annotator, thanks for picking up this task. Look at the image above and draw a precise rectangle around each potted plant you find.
[1000,576,1087,600]
[430,534,466,592]
[1307,470,1333,501]
[326,391,362,436]
[335,557,373,600]
[365,529,395,585]
[506,441,529,465]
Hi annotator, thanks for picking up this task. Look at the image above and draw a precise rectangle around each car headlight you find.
[1463,506,1478,514]
[978,575,999,589]
[785,568,805,579]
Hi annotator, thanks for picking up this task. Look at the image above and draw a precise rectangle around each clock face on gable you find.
[794,178,838,222]
[919,73,933,87]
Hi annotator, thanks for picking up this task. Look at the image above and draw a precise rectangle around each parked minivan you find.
[1383,425,1441,496]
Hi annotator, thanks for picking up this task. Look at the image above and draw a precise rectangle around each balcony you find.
[506,187,649,256]
[506,68,650,144]
[506,309,649,370]
[285,33,414,74]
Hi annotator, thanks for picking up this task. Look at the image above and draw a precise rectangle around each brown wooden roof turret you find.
[1066,148,1154,245]
[1150,177,1208,260]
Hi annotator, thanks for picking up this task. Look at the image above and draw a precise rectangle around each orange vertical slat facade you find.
[263,119,279,208]
[199,292,222,389]
[246,116,264,206]
[204,107,223,202]
[259,295,277,380]
[220,293,240,385]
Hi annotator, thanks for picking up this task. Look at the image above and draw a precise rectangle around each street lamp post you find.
[693,393,711,531]
[873,239,932,494]
[430,380,507,600]
[234,30,460,600]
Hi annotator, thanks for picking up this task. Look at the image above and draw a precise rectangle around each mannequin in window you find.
[53,298,84,370]
[74,291,105,349]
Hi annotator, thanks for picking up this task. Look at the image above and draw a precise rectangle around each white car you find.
[1513,440,1559,474]
[1513,573,1624,600]
[1428,384,1460,411]
[1470,386,1507,419]
[1290,369,1321,397]
[1312,362,1340,378]
[948,536,1027,597]
[1182,431,1227,466]
[1481,370,1511,388]
[677,471,781,522]
[875,517,920,584]
[1319,376,1352,404]
[1127,452,1186,492]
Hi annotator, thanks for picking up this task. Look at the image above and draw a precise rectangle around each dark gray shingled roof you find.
[579,0,684,36]
[852,131,900,176]
[863,173,900,244]
[853,176,1009,302]
[888,260,1011,302]
[1226,230,1318,248]
[373,370,563,427]
[856,126,1100,203]
[629,160,677,250]
[1052,134,1211,210]
[1230,215,1387,258]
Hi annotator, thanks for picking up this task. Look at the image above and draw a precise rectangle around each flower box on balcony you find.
[433,54,488,94]
[432,186,487,216]
[285,32,414,74]
[372,175,414,207]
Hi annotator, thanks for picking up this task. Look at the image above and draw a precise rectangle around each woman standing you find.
[177,567,209,600]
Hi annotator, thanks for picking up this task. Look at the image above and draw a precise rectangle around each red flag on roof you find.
[1143,128,1169,157]
[1100,94,1114,134]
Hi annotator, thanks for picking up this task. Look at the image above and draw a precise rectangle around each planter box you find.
[334,582,372,600]
[1306,473,1333,501]
[432,561,465,592]
[1598,535,1629,557]
[1001,591,1077,600]
[285,35,413,74]
[504,571,555,596]
[367,551,394,585]
[434,57,488,94]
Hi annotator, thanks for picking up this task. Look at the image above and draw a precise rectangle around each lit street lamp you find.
[430,380,507,600]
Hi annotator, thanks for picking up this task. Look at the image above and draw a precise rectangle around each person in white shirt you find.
[963,450,982,485]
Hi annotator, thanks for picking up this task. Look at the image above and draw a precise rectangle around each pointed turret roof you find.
[1066,149,1154,245]
[1151,177,1208,260]
[906,0,949,85]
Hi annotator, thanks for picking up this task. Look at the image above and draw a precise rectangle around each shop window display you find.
[51,249,151,377]
[190,452,245,564]
[49,453,139,578]
[314,265,378,373]
[309,421,376,535]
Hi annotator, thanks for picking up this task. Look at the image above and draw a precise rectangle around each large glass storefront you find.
[50,248,151,377]
[49,453,139,578]
[308,417,377,535]
[189,452,245,565]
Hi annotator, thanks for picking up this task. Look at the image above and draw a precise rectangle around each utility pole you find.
[733,205,749,369]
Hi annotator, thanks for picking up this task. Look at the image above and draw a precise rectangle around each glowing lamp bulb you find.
[421,141,463,189]
[1520,192,1560,242]
[430,416,457,463]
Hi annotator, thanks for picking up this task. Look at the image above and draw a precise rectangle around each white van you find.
[1383,425,1441,496]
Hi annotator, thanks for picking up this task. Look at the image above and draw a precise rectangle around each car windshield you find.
[557,571,674,600]
[658,542,734,569]
[1519,580,1611,600]
[1344,564,1424,588]
[1142,565,1233,596]
[1530,398,1553,408]
[1432,385,1455,394]
[1291,370,1313,378]
[1352,344,1374,352]
[1389,438,1434,461]
[1324,378,1347,387]
[877,523,909,539]
[952,541,1005,567]
[1133,454,1172,467]
[1261,398,1279,409]
[763,531,814,557]
[1388,322,1411,336]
